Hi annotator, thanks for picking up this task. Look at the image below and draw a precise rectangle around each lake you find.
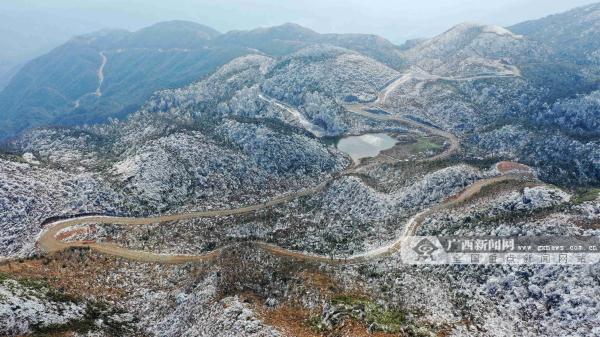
[336,133,397,163]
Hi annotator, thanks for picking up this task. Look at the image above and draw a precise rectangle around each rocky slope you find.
[0,272,136,336]
[0,155,120,256]
[376,15,600,186]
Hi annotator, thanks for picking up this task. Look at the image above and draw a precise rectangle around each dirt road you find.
[33,69,529,265]
[257,93,325,137]
[37,171,530,265]
[95,52,107,97]
[344,105,460,162]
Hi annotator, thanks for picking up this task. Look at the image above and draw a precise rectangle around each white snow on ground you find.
[21,153,39,165]
[258,93,326,137]
[481,25,524,39]
[138,274,281,337]
[112,156,141,180]
[0,279,85,336]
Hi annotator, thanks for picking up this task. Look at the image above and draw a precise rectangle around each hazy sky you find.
[2,0,597,43]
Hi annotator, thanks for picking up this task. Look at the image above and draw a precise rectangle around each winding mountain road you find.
[343,66,521,162]
[73,48,192,108]
[37,171,530,265]
[35,69,530,265]
[95,52,107,97]
[38,180,331,261]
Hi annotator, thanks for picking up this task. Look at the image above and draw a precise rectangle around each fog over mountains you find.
[0,0,593,93]
[2,2,600,140]
[0,21,406,140]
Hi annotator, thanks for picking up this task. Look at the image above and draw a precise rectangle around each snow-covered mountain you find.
[2,3,600,337]
[402,22,532,77]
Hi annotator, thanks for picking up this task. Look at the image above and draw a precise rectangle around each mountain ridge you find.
[3,4,600,336]
[0,21,405,140]
[2,5,600,141]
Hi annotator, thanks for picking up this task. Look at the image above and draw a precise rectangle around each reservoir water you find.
[336,133,397,163]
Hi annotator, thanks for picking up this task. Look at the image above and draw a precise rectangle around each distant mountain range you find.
[0,21,403,140]
[1,3,599,141]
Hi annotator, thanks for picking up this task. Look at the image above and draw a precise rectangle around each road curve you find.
[343,69,466,162]
[37,104,463,264]
[38,180,331,261]
[33,70,527,265]
[344,105,460,162]
[257,93,326,137]
[37,171,530,265]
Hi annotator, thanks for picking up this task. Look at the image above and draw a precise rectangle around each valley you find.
[2,3,600,337]
[36,81,464,263]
